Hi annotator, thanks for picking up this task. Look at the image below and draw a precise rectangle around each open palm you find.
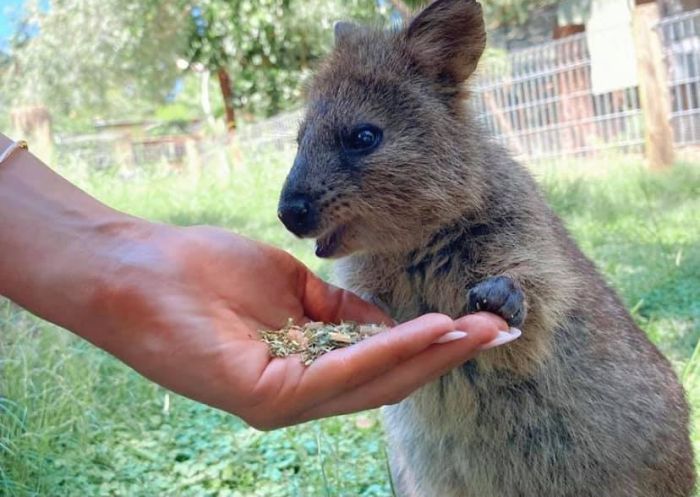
[92,225,507,429]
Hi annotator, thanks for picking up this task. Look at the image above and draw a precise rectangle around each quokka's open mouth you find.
[315,225,347,258]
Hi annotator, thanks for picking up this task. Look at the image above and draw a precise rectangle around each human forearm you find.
[0,133,517,428]
[0,133,147,338]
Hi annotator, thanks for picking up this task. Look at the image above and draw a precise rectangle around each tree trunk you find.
[200,70,215,127]
[217,67,236,132]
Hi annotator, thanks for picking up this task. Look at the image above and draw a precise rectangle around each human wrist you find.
[2,204,153,336]
[0,136,157,340]
[47,215,159,340]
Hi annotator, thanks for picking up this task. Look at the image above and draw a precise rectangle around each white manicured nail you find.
[479,327,522,350]
[433,331,468,344]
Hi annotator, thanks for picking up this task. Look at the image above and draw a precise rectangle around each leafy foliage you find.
[0,0,592,131]
[2,0,187,129]
[400,0,561,30]
[0,0,386,131]
[183,0,386,119]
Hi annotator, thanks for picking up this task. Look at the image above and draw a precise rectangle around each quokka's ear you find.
[405,0,486,84]
[334,21,360,46]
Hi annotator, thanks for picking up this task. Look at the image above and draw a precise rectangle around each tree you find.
[2,0,187,130]
[1,0,384,133]
[183,0,384,131]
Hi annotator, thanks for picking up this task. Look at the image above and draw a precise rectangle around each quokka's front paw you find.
[467,276,526,327]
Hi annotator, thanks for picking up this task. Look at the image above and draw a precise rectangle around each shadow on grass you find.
[622,241,700,357]
[539,163,699,358]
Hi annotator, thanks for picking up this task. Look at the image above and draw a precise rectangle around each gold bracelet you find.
[0,140,29,168]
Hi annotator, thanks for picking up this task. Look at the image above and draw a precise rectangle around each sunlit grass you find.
[1,148,698,496]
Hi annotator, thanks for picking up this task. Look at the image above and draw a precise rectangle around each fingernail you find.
[479,327,522,350]
[433,331,468,344]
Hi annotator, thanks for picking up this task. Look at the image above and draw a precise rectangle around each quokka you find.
[277,0,695,495]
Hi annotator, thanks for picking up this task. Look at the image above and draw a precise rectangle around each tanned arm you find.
[0,132,512,429]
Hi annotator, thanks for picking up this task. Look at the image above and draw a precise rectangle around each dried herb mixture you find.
[260,319,386,366]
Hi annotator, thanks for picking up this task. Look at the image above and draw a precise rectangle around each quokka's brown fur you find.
[278,0,695,495]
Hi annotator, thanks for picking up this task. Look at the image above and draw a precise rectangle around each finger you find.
[454,311,509,335]
[289,313,457,407]
[294,314,506,422]
[243,313,463,428]
[243,310,441,417]
[301,270,393,325]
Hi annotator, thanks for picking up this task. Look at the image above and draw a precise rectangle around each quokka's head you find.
[278,0,487,258]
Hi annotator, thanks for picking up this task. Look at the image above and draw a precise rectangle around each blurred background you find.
[0,0,698,496]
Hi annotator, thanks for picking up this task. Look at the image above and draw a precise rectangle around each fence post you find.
[10,106,54,162]
[114,136,135,171]
[632,0,674,169]
[184,137,202,178]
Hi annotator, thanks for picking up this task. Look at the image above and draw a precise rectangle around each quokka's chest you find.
[339,253,477,323]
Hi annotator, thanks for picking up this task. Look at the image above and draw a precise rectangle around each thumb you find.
[301,270,393,326]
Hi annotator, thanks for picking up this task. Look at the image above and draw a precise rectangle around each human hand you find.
[0,139,515,429]
[83,224,511,429]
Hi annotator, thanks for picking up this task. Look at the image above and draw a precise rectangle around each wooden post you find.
[632,0,674,169]
[114,136,135,171]
[184,137,202,178]
[10,106,54,162]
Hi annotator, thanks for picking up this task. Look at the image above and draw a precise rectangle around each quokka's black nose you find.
[278,195,318,237]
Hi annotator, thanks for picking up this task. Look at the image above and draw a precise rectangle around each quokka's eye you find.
[341,124,383,154]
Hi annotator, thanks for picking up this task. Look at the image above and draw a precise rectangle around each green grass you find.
[1,149,698,496]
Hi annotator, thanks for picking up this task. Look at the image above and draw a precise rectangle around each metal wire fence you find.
[235,9,700,162]
[51,9,700,166]
[659,9,700,146]
[235,109,303,153]
[471,33,645,160]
